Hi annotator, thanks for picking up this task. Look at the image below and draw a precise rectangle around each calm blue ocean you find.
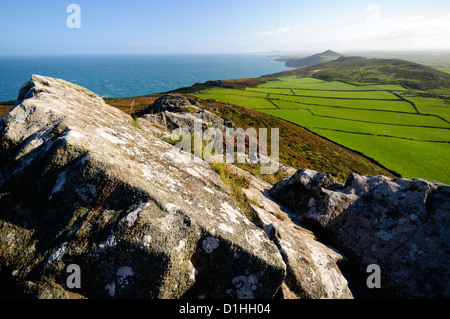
[0,54,288,101]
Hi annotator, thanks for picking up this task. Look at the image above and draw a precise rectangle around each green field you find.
[405,96,450,122]
[270,94,414,112]
[198,88,278,109]
[258,77,408,91]
[195,77,450,184]
[438,68,450,74]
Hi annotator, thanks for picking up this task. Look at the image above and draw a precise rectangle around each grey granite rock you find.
[0,75,285,299]
[270,168,450,298]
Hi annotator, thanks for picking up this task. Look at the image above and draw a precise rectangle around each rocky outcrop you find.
[0,75,287,298]
[0,75,357,300]
[142,94,234,132]
[269,169,357,227]
[230,165,353,299]
[14,74,450,300]
[141,94,296,175]
[145,94,202,114]
[270,169,450,298]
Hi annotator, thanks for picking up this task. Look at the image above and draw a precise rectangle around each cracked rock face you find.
[270,169,450,298]
[0,75,285,299]
[232,165,353,299]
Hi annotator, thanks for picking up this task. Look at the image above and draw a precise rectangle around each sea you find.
[0,54,288,102]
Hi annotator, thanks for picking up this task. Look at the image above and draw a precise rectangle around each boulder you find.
[142,94,232,133]
[0,75,286,299]
[270,169,450,298]
[144,94,201,114]
[269,169,357,227]
[229,165,353,299]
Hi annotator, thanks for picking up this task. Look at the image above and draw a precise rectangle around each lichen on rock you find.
[0,75,285,299]
[270,168,450,298]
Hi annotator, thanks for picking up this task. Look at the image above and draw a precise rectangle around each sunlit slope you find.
[195,77,450,184]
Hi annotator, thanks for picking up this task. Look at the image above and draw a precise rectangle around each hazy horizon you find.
[2,49,450,57]
[1,0,450,55]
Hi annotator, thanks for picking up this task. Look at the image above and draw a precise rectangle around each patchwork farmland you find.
[195,77,450,184]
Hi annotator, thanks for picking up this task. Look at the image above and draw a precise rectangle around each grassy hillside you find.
[105,93,398,182]
[267,57,450,98]
[276,50,344,68]
[351,51,450,74]
[192,74,450,184]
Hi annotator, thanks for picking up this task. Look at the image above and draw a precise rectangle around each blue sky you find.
[1,0,450,55]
